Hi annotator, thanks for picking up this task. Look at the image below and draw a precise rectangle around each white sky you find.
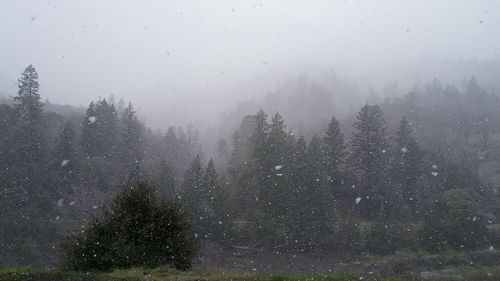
[1,0,499,127]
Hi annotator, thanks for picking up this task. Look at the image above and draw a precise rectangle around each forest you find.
[1,65,500,278]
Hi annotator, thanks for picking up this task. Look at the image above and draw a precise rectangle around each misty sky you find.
[1,0,499,127]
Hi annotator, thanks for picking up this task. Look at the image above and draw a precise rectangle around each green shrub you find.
[419,189,490,251]
[61,181,195,271]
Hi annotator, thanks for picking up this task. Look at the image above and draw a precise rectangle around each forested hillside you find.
[1,65,500,270]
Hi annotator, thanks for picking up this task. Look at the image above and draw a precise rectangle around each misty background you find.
[1,0,500,132]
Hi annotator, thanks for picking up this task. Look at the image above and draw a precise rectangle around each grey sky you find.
[1,0,499,127]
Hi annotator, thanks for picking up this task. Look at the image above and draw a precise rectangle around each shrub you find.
[419,189,490,251]
[61,181,195,271]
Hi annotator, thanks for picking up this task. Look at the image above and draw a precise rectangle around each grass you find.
[0,266,499,281]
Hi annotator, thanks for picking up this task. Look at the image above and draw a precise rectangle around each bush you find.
[419,189,490,251]
[366,219,404,255]
[61,181,195,271]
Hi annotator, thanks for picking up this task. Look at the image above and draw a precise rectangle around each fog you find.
[5,1,500,277]
[1,0,500,129]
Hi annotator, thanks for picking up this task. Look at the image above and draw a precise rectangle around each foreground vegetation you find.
[2,266,500,281]
[61,182,195,272]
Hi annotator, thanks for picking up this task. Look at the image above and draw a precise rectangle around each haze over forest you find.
[1,0,500,130]
[3,1,500,279]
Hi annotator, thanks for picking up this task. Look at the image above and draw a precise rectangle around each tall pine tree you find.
[350,104,390,217]
[120,102,144,173]
[14,64,44,166]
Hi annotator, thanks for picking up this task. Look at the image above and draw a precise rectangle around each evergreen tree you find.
[285,135,309,250]
[268,112,288,162]
[350,104,390,217]
[393,117,423,213]
[322,115,347,209]
[2,65,55,266]
[323,116,345,184]
[96,99,119,158]
[257,112,296,247]
[302,135,335,250]
[251,109,269,173]
[201,159,231,242]
[61,181,195,271]
[120,102,144,171]
[14,64,44,165]
[181,155,205,237]
[81,101,98,157]
[81,99,119,158]
[265,112,290,219]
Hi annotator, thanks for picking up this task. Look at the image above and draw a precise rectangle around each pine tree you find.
[259,112,294,246]
[350,104,390,217]
[285,135,308,250]
[81,101,98,157]
[81,99,119,158]
[268,112,288,161]
[181,155,205,237]
[303,135,334,249]
[96,99,118,158]
[251,109,269,172]
[266,112,290,215]
[120,102,144,170]
[202,159,231,242]
[228,128,257,219]
[3,65,56,265]
[394,117,423,212]
[323,115,346,186]
[351,105,390,179]
[14,64,44,164]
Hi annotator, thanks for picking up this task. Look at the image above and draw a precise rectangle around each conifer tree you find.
[268,112,288,161]
[81,99,119,158]
[61,181,195,271]
[251,109,269,172]
[351,105,390,179]
[81,101,98,157]
[394,117,423,212]
[14,64,44,164]
[285,135,308,250]
[181,155,205,236]
[258,112,295,244]
[350,104,390,217]
[120,102,144,170]
[202,159,231,242]
[303,135,334,249]
[323,115,346,186]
